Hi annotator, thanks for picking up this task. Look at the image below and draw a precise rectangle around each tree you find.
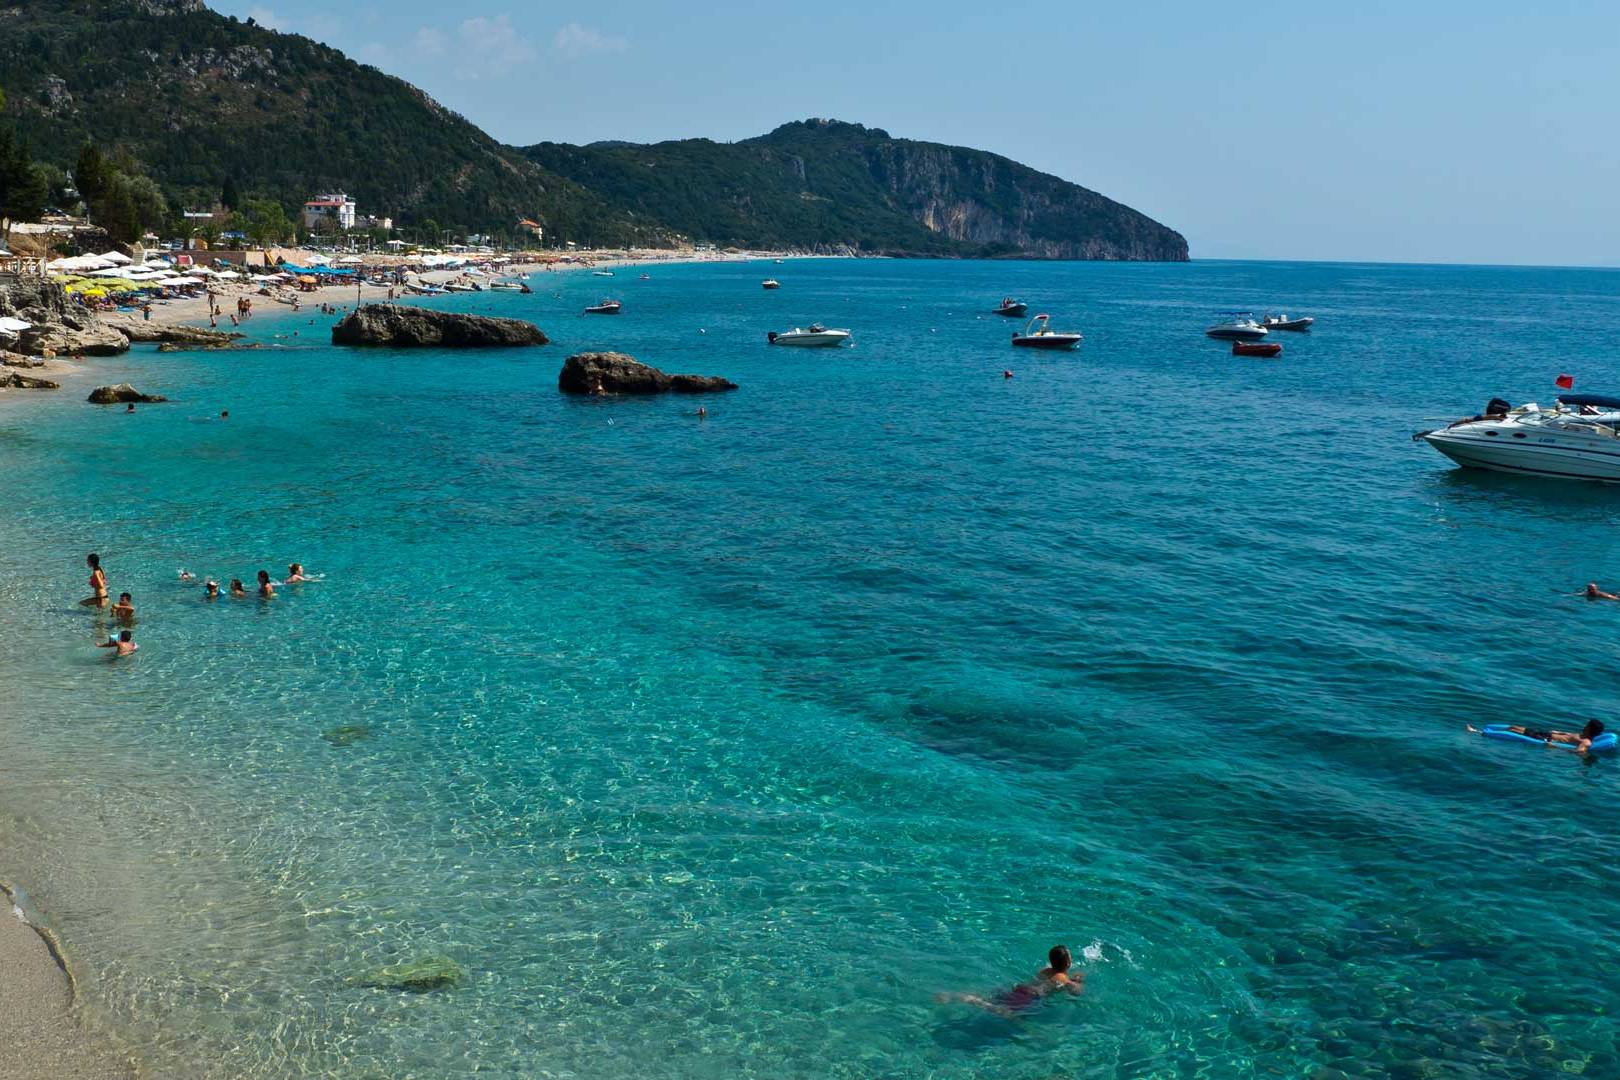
[0,126,47,222]
[234,197,292,246]
[73,144,112,206]
[220,174,240,210]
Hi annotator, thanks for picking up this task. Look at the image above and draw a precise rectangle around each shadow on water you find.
[1427,466,1620,520]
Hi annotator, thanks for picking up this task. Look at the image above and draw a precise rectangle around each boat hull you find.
[1206,326,1268,341]
[1264,318,1314,332]
[584,305,621,315]
[769,333,849,347]
[1423,430,1620,483]
[994,304,1027,317]
[1233,342,1282,357]
[1011,334,1082,349]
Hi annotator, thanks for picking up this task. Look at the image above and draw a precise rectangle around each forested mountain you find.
[0,1,1187,259]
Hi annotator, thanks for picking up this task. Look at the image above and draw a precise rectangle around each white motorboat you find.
[762,279,781,289]
[1262,313,1314,331]
[767,323,851,347]
[1416,394,1620,483]
[1204,313,1268,340]
[1010,314,1082,349]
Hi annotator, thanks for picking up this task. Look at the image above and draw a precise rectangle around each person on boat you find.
[82,553,108,608]
[110,592,136,622]
[285,562,312,583]
[936,945,1085,1017]
[98,629,138,656]
[1468,719,1606,753]
[229,578,248,598]
[204,580,220,600]
[256,570,275,598]
[1584,583,1619,601]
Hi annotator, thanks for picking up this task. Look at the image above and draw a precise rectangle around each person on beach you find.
[936,946,1086,1017]
[98,629,138,656]
[110,592,135,622]
[1583,583,1619,601]
[204,580,220,600]
[1469,719,1606,753]
[81,553,108,607]
[142,303,152,322]
[229,578,247,597]
[256,570,275,598]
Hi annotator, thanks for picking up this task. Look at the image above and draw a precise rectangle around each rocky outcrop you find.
[1,351,46,369]
[103,316,243,347]
[0,372,59,390]
[2,278,131,357]
[156,341,265,353]
[331,304,548,348]
[88,383,167,404]
[558,352,737,395]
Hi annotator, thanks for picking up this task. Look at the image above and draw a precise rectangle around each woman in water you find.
[229,578,247,598]
[256,570,275,598]
[937,945,1086,1017]
[284,562,312,583]
[1469,719,1606,753]
[81,553,108,607]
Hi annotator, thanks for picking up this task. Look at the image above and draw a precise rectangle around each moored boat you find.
[993,297,1028,317]
[584,299,622,315]
[593,270,615,277]
[762,279,781,290]
[1233,341,1282,357]
[1010,314,1082,349]
[1262,313,1314,331]
[767,323,851,347]
[1416,394,1620,483]
[1205,313,1267,340]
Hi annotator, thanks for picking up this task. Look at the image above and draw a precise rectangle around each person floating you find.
[98,629,138,656]
[284,562,312,583]
[1584,583,1619,601]
[204,580,220,601]
[256,570,275,598]
[81,553,108,608]
[229,578,247,597]
[110,592,135,622]
[1468,719,1607,754]
[936,945,1086,1017]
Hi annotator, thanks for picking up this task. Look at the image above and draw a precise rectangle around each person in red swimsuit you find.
[937,945,1086,1017]
[81,553,108,608]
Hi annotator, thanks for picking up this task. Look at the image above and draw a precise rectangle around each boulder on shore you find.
[558,352,737,396]
[88,383,167,404]
[331,304,547,348]
[19,321,129,357]
[104,316,244,347]
[0,372,59,390]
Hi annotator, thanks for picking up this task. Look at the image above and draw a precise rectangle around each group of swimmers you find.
[81,553,316,656]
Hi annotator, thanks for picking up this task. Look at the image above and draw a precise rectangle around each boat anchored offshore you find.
[767,323,851,347]
[1233,341,1282,358]
[993,297,1028,317]
[1011,314,1082,349]
[1262,313,1314,331]
[584,299,622,315]
[1415,394,1620,483]
[1205,313,1268,340]
[762,279,781,290]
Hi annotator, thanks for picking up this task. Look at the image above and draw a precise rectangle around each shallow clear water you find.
[3,258,1620,1078]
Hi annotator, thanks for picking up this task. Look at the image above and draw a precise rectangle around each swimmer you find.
[697,406,707,419]
[284,562,313,583]
[220,410,229,419]
[1003,370,1014,379]
[179,569,196,581]
[126,402,136,414]
[1468,719,1606,753]
[936,946,1086,1018]
[110,592,135,622]
[204,580,220,600]
[256,570,275,598]
[81,553,109,608]
[229,578,247,597]
[97,629,138,656]
[1583,583,1619,601]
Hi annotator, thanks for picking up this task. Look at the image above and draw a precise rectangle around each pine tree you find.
[0,126,48,222]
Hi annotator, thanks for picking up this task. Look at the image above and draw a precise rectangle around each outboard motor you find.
[767,331,777,344]
[1484,397,1512,417]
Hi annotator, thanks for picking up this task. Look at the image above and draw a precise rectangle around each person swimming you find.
[81,553,108,608]
[1469,719,1607,753]
[229,578,247,597]
[97,629,138,656]
[1584,583,1619,601]
[937,945,1086,1017]
[284,562,312,583]
[204,580,220,600]
[110,592,135,622]
[256,570,275,598]
[179,569,196,581]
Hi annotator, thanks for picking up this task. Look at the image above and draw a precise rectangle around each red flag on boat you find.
[1556,374,1574,389]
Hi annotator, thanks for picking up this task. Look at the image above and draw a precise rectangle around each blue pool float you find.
[1479,725,1618,753]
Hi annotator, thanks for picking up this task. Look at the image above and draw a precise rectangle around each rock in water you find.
[352,956,464,993]
[87,383,167,404]
[0,372,59,390]
[331,304,547,348]
[558,352,737,395]
[321,724,370,747]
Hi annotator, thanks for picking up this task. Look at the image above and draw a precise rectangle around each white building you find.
[301,193,357,231]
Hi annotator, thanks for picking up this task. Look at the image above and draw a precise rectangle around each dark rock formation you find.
[0,372,59,390]
[1,278,131,357]
[88,383,167,404]
[321,724,370,747]
[105,316,243,347]
[558,352,737,395]
[351,956,464,993]
[156,341,266,353]
[331,304,548,348]
[1,351,46,369]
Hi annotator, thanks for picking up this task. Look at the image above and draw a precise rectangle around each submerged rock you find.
[321,724,370,747]
[558,352,737,395]
[87,383,167,404]
[352,956,464,993]
[331,304,547,348]
[156,340,265,353]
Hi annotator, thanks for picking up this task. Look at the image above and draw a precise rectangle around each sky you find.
[211,0,1620,266]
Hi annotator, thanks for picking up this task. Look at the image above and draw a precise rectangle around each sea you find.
[2,257,1619,1079]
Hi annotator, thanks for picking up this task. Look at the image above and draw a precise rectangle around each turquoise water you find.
[3,258,1620,1077]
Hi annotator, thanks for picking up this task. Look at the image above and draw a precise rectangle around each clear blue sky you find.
[214,0,1619,266]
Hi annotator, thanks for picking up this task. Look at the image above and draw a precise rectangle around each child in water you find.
[937,945,1086,1017]
[97,629,138,657]
[110,592,135,622]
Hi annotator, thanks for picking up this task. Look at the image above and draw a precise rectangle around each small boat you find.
[767,323,851,347]
[1204,313,1267,340]
[1232,341,1282,358]
[993,298,1028,317]
[592,270,615,277]
[1415,394,1620,483]
[518,272,531,280]
[762,279,781,290]
[584,299,622,315]
[405,284,445,296]
[639,273,651,281]
[489,281,531,293]
[1010,314,1082,349]
[1262,313,1314,332]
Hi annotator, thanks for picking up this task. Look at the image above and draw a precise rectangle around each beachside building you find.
[518,218,544,242]
[301,193,358,232]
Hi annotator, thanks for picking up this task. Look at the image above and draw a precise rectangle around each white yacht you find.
[1204,313,1268,340]
[767,323,851,347]
[1417,395,1620,482]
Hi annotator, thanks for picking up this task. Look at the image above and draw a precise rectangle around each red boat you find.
[1232,341,1282,358]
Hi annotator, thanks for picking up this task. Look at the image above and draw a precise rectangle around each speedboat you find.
[1010,314,1082,349]
[1262,313,1314,331]
[489,281,531,293]
[993,298,1028,317]
[592,270,615,277]
[1416,394,1620,482]
[762,279,781,289]
[1233,341,1282,358]
[584,299,622,315]
[1204,313,1267,340]
[767,323,851,347]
